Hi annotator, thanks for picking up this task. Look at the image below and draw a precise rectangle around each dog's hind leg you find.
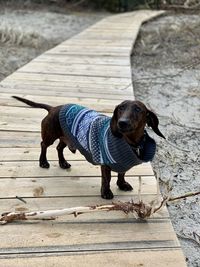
[39,140,52,168]
[57,139,71,169]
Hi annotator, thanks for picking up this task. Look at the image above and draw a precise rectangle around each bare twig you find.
[192,232,200,245]
[121,82,132,91]
[165,139,190,153]
[153,196,169,214]
[171,114,200,132]
[177,231,200,246]
[138,176,142,202]
[15,196,27,204]
[133,59,200,84]
[168,191,200,202]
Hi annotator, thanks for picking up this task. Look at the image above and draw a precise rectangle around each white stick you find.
[0,200,161,225]
[156,168,160,202]
[0,205,115,224]
[4,190,192,225]
[138,176,142,202]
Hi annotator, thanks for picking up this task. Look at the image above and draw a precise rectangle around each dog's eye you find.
[118,105,125,111]
[134,106,141,113]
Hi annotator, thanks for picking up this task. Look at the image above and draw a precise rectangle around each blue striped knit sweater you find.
[59,104,156,173]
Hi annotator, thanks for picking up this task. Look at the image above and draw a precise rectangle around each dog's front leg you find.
[117,172,133,191]
[101,165,114,199]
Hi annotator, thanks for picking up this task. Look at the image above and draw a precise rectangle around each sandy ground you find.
[131,13,200,267]
[0,6,106,80]
[0,6,199,267]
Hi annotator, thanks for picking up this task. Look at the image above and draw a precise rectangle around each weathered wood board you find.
[0,251,187,267]
[0,10,186,267]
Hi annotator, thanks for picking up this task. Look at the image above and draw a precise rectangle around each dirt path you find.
[131,13,200,267]
[0,6,199,266]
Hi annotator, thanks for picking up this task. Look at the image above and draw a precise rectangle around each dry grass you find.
[133,15,200,68]
[0,23,47,48]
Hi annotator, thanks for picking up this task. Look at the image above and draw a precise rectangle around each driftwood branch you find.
[1,190,199,225]
[0,200,161,225]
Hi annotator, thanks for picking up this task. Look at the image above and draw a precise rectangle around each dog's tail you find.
[12,96,52,111]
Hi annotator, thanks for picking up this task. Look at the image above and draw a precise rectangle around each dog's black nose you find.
[118,118,131,129]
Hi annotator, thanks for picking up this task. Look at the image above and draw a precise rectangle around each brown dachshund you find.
[12,96,165,199]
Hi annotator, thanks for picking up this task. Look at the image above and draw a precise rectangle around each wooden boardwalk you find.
[0,10,186,266]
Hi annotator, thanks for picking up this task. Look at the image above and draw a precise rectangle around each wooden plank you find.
[49,44,131,52]
[1,93,132,132]
[73,26,136,31]
[0,81,133,96]
[0,131,41,148]
[0,94,119,111]
[0,119,41,132]
[17,62,132,79]
[69,31,136,41]
[47,47,131,56]
[79,27,138,32]
[4,72,131,86]
[0,111,112,132]
[97,10,164,23]
[0,147,84,161]
[0,86,133,100]
[37,54,131,65]
[0,175,156,198]
[0,250,186,267]
[0,103,113,134]
[0,220,179,249]
[60,27,136,38]
[0,107,46,132]
[59,39,133,47]
[0,161,154,178]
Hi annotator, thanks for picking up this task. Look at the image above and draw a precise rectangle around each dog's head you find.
[110,100,165,140]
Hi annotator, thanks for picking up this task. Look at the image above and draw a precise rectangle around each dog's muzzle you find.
[117,118,133,133]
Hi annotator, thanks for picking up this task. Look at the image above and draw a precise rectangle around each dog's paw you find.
[59,161,71,169]
[101,189,114,199]
[69,148,76,154]
[40,161,50,168]
[117,181,133,191]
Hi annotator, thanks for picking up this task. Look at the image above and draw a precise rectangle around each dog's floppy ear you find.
[110,105,122,138]
[147,110,165,139]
